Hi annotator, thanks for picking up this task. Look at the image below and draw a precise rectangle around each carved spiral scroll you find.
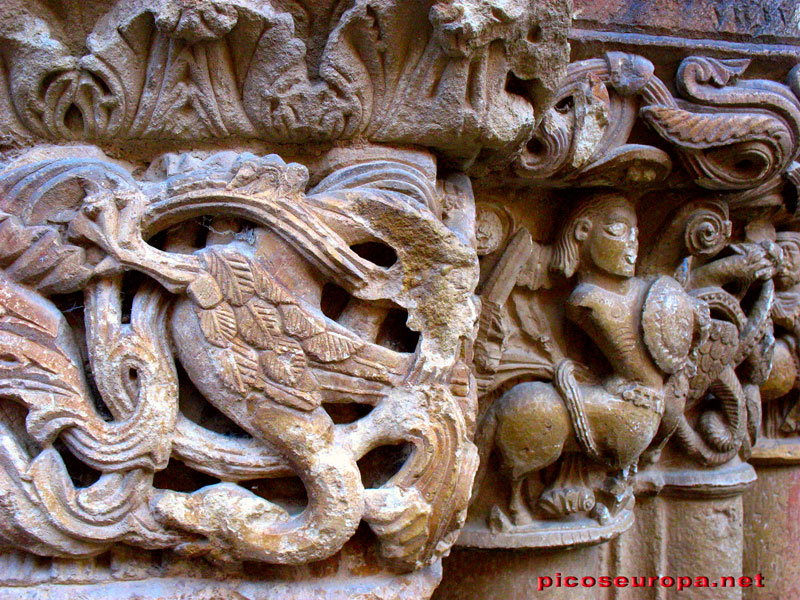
[684,206,734,257]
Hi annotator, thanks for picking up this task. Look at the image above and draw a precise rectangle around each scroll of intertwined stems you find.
[1,0,800,571]
[0,148,482,571]
[0,0,576,571]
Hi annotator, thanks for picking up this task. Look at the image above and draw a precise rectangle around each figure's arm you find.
[689,242,777,289]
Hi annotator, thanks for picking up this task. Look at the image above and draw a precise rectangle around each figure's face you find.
[777,241,800,289]
[584,202,638,278]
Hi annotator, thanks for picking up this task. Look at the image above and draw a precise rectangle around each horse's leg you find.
[492,381,572,524]
[508,476,534,525]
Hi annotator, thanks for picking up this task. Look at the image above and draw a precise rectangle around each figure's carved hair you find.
[550,192,634,278]
[777,231,800,281]
[777,230,800,250]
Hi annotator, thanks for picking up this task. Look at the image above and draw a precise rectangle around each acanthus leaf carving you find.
[0,0,571,171]
[643,56,800,191]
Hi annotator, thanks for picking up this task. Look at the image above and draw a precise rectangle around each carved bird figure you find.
[174,242,371,413]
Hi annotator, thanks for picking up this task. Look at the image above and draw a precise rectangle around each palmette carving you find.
[0,0,570,170]
[0,147,480,572]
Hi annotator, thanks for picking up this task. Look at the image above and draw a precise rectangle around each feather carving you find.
[642,106,787,149]
[303,330,362,363]
[198,302,237,347]
[189,246,371,411]
[235,299,281,349]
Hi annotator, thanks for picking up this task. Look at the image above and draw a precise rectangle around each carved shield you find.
[643,276,695,374]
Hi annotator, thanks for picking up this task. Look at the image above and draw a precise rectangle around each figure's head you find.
[551,192,638,279]
[776,231,800,289]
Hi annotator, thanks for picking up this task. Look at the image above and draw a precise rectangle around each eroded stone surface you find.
[0,0,799,598]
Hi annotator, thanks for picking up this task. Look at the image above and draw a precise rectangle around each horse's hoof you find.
[488,505,515,532]
[591,502,611,525]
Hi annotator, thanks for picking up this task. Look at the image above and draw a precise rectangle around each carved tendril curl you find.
[684,209,732,257]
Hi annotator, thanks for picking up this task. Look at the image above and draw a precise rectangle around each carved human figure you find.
[476,193,681,524]
[761,231,800,431]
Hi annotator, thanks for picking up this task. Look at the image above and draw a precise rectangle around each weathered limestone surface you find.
[743,464,800,599]
[435,545,602,600]
[574,0,800,44]
[0,1,797,599]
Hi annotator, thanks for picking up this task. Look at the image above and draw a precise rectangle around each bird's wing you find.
[194,246,387,411]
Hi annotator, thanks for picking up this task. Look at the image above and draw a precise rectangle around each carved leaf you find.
[252,262,295,304]
[682,57,750,87]
[302,330,363,363]
[280,304,324,339]
[202,250,257,306]
[219,339,261,393]
[197,302,237,348]
[642,106,783,149]
[0,215,92,294]
[234,299,281,349]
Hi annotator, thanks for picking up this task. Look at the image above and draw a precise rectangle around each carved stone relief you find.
[0,3,576,595]
[0,144,483,574]
[0,0,570,170]
[0,0,800,598]
[459,51,800,551]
